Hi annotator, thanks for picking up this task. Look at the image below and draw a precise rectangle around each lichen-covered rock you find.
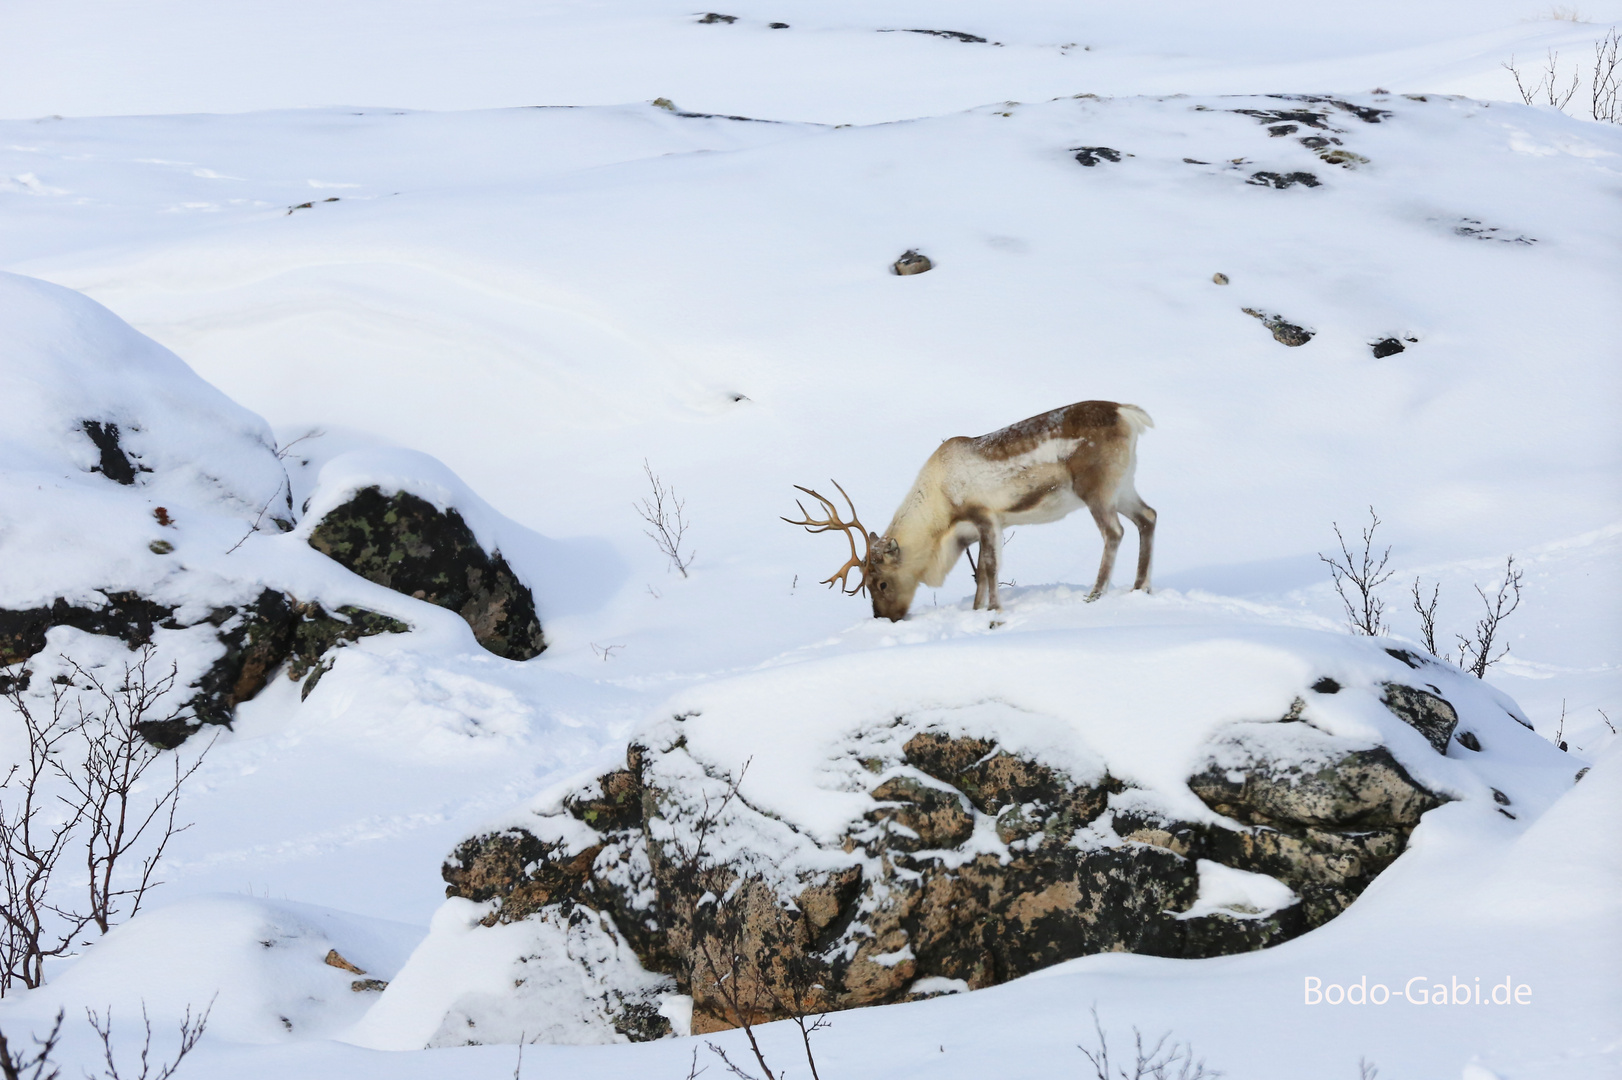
[867,776,974,850]
[307,487,544,661]
[440,686,1452,1038]
[442,828,603,926]
[1188,742,1445,829]
[1380,682,1459,753]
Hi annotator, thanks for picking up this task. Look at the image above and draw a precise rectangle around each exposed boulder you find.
[441,685,1451,1038]
[1380,682,1459,753]
[1072,146,1123,166]
[1245,170,1321,190]
[1242,306,1315,346]
[307,487,545,661]
[892,249,933,275]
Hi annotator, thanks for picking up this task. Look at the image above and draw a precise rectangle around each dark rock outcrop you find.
[1242,307,1315,346]
[1,589,408,748]
[307,487,545,661]
[441,685,1450,1037]
[1072,146,1123,166]
[81,420,139,484]
[1246,170,1321,190]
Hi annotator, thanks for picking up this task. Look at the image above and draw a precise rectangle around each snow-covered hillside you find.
[0,2,1618,1079]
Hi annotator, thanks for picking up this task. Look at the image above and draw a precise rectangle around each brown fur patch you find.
[1007,483,1060,514]
[971,401,1122,461]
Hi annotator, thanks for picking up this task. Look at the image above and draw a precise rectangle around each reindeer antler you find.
[782,481,870,596]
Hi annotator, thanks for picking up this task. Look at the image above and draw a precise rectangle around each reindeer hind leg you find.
[1118,492,1157,592]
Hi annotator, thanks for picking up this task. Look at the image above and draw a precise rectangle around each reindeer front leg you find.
[1085,502,1124,602]
[973,515,1002,610]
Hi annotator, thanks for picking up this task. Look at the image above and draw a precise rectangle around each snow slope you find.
[0,2,1618,1078]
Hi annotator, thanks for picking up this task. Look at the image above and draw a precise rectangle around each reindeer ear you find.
[877,537,901,562]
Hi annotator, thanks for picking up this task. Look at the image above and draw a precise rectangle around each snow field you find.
[0,2,1618,1077]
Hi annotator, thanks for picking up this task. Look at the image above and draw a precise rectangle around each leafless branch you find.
[1594,27,1621,121]
[1078,1004,1220,1080]
[706,1041,768,1080]
[62,650,213,933]
[0,1010,64,1080]
[1,649,211,993]
[1504,55,1537,104]
[85,999,211,1080]
[1455,555,1523,678]
[1504,48,1581,109]
[0,680,93,993]
[1410,578,1444,658]
[1319,508,1393,636]
[223,476,290,554]
[1358,1057,1379,1080]
[635,461,694,578]
[273,429,324,461]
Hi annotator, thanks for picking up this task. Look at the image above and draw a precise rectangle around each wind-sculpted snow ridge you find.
[361,612,1577,1047]
[0,272,571,742]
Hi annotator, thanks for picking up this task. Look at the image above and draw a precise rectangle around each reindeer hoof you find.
[1084,590,1103,603]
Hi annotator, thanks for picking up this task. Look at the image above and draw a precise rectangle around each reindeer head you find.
[865,534,914,621]
[783,483,912,622]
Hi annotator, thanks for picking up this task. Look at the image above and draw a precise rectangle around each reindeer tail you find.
[1118,403,1155,434]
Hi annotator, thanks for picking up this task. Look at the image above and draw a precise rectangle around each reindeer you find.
[785,400,1156,621]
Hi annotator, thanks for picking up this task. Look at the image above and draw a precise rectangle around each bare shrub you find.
[1504,50,1581,108]
[1455,555,1523,679]
[0,679,94,993]
[0,648,211,992]
[1593,27,1621,121]
[636,461,694,578]
[1410,578,1445,659]
[84,1000,210,1080]
[1077,1005,1220,1080]
[1410,555,1523,678]
[1504,28,1620,120]
[1319,508,1393,636]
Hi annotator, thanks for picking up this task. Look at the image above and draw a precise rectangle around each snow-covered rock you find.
[0,273,558,742]
[389,612,1573,1043]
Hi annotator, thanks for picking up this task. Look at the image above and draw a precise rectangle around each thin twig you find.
[635,460,694,577]
[0,1009,64,1080]
[1410,578,1443,658]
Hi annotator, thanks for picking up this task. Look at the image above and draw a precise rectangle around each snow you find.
[0,1,1618,1078]
[24,895,421,1044]
[1179,860,1299,920]
[344,898,670,1051]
